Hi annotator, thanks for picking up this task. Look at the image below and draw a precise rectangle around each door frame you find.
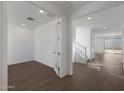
[52,18,61,76]
[0,1,7,91]
[57,18,61,76]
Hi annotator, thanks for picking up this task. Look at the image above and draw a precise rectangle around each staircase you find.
[74,41,88,64]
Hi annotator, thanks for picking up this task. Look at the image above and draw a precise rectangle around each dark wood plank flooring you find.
[8,54,124,91]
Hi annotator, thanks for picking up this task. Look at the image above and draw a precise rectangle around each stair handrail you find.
[75,41,87,58]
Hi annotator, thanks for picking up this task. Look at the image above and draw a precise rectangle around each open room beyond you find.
[1,1,124,91]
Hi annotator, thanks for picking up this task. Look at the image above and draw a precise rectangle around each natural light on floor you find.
[105,50,122,54]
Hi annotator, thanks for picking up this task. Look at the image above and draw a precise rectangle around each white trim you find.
[0,2,7,91]
[68,19,75,76]
[122,30,124,69]
[0,2,2,91]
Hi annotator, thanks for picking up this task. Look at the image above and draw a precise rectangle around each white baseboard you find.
[8,59,34,65]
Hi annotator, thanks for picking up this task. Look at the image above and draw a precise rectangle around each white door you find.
[52,19,60,76]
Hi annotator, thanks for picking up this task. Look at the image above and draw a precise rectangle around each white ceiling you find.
[7,1,94,29]
[7,1,124,32]
[7,1,53,29]
[74,3,124,36]
[49,1,92,12]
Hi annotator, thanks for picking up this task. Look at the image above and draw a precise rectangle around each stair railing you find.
[75,41,87,58]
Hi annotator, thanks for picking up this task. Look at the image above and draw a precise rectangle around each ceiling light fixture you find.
[88,17,92,20]
[22,24,26,26]
[39,9,44,14]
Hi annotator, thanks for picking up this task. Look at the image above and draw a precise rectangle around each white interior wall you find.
[95,37,105,53]
[33,2,70,77]
[93,29,122,37]
[59,16,69,77]
[91,30,95,58]
[34,17,69,77]
[34,20,56,68]
[75,26,91,58]
[7,24,34,65]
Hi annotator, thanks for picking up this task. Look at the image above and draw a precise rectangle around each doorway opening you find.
[71,6,124,76]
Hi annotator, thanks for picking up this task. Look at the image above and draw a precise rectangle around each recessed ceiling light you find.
[22,24,26,26]
[39,10,44,13]
[88,17,92,20]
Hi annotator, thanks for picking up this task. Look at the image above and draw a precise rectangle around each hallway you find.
[8,53,124,91]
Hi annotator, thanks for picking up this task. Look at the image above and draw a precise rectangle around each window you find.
[104,37,122,54]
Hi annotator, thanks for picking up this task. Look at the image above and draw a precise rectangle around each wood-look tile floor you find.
[8,53,124,91]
